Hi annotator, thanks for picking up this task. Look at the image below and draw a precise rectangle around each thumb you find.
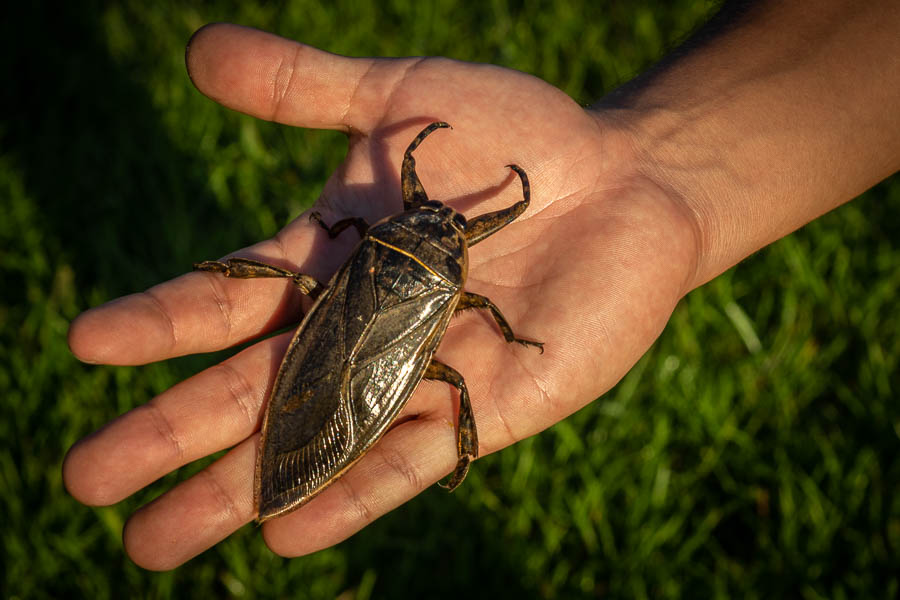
[185,23,397,133]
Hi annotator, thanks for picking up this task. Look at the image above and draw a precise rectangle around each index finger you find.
[67,237,315,366]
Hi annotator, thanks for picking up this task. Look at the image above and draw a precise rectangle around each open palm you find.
[64,24,698,570]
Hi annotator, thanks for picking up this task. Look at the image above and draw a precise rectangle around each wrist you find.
[599,103,741,290]
[592,0,900,290]
[584,108,706,298]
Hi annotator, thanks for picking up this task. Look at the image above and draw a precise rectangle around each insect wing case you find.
[256,209,467,521]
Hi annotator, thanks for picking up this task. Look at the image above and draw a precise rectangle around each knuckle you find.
[143,400,186,463]
[269,44,302,122]
[338,477,373,523]
[142,288,178,353]
[214,362,258,430]
[200,272,235,344]
[376,441,425,492]
[198,468,242,525]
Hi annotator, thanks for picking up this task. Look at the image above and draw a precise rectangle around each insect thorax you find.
[365,209,468,287]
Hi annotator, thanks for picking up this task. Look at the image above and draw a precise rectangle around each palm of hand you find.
[64,24,697,569]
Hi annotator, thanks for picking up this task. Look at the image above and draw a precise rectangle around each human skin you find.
[63,1,899,570]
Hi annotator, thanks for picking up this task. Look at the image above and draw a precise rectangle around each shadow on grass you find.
[341,488,536,598]
[3,5,218,295]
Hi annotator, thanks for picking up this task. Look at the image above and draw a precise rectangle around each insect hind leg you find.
[424,358,477,491]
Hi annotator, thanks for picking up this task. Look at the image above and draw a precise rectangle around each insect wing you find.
[256,240,458,520]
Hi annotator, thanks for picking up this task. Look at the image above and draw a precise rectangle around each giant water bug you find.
[195,122,543,522]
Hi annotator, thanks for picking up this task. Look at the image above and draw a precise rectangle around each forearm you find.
[594,0,900,288]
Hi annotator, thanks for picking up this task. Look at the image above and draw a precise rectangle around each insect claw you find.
[516,339,544,353]
[440,455,472,491]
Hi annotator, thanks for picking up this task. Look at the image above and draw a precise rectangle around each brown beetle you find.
[195,122,542,522]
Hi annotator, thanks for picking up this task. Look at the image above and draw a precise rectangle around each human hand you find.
[63,23,697,570]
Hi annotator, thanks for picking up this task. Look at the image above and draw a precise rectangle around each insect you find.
[195,122,543,522]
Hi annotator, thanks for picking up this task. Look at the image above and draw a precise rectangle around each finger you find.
[67,223,332,365]
[123,436,258,571]
[261,415,458,556]
[62,331,292,506]
[186,23,405,132]
[67,273,296,366]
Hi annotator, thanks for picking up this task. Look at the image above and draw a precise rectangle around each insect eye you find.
[453,213,467,228]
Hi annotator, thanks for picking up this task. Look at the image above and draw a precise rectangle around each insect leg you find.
[464,164,531,246]
[402,121,450,210]
[309,211,369,238]
[456,292,543,352]
[423,358,478,491]
[194,258,322,296]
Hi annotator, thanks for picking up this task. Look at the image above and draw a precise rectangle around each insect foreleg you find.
[455,292,543,352]
[402,121,450,210]
[309,211,369,239]
[424,358,477,491]
[465,164,531,246]
[194,257,322,296]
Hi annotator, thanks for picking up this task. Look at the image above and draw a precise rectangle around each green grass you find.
[2,1,899,598]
